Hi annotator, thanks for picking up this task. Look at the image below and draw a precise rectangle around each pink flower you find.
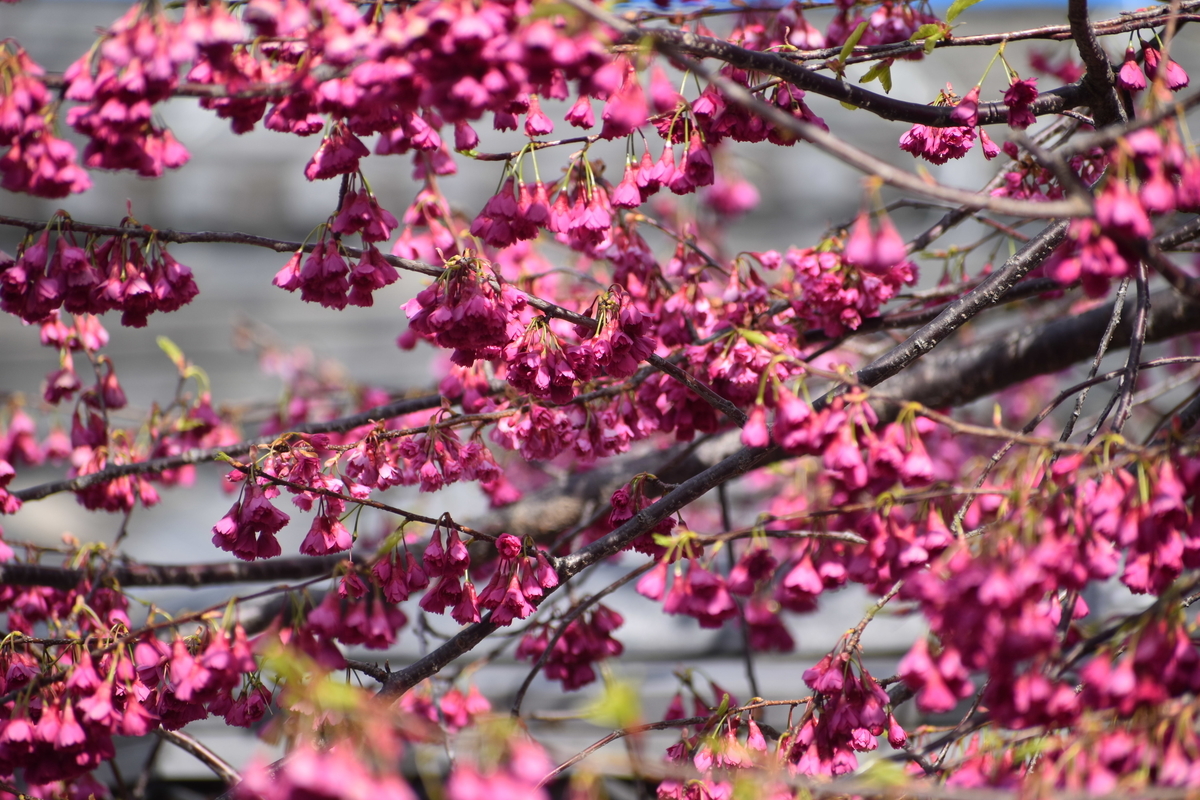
[331,189,399,243]
[1003,78,1038,129]
[524,95,554,136]
[949,86,980,128]
[741,405,770,447]
[211,480,289,561]
[599,59,647,140]
[1142,45,1189,90]
[1117,46,1146,91]
[299,511,353,556]
[304,123,370,180]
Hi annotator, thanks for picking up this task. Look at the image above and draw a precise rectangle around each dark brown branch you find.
[0,555,345,590]
[1143,240,1200,299]
[1067,0,1127,127]
[780,2,1200,65]
[873,288,1200,411]
[644,28,1087,129]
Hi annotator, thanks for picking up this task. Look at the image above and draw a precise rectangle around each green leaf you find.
[738,328,770,347]
[908,23,942,42]
[157,336,186,372]
[946,0,984,23]
[859,760,911,788]
[838,21,869,67]
[588,678,641,729]
[859,60,893,93]
[924,29,944,55]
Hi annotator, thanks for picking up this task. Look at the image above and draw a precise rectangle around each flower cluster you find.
[0,43,90,197]
[62,3,199,176]
[638,559,739,629]
[771,237,917,337]
[212,477,291,561]
[475,533,558,625]
[0,219,198,326]
[1045,133,1200,295]
[417,524,478,624]
[274,227,400,311]
[516,603,624,690]
[402,252,525,366]
[1117,41,1190,93]
[900,85,997,164]
[306,572,409,650]
[786,648,906,776]
[0,626,261,793]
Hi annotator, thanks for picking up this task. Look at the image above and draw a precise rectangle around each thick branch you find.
[0,555,345,590]
[647,28,1086,128]
[1067,0,1127,127]
[873,288,1200,410]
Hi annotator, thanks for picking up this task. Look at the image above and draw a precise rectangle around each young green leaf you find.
[838,21,870,69]
[946,0,984,23]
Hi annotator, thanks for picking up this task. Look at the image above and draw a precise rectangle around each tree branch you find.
[0,555,345,590]
[378,441,778,698]
[873,288,1200,411]
[645,28,1086,129]
[154,729,240,786]
[1067,0,1127,127]
[823,219,1072,406]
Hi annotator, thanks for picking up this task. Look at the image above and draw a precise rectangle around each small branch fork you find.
[571,5,1094,220]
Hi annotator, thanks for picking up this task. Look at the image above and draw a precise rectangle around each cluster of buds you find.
[417,524,478,624]
[274,229,399,311]
[211,477,290,561]
[1117,40,1190,93]
[786,647,906,776]
[306,571,409,649]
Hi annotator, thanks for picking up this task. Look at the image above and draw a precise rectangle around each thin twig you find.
[1111,260,1151,433]
[154,729,241,785]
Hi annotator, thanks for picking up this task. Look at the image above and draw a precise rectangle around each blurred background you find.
[0,0,1191,792]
